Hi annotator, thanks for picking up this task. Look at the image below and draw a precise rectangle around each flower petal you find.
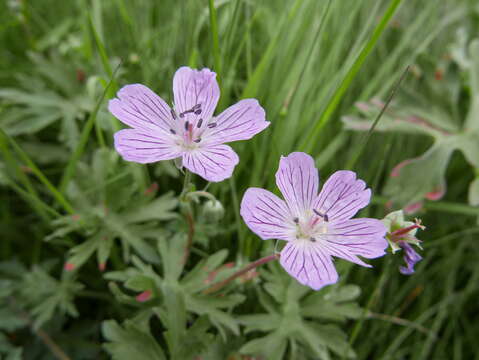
[322,218,387,266]
[314,170,371,222]
[114,129,181,163]
[280,242,338,290]
[108,84,174,132]
[275,152,319,218]
[203,99,270,144]
[399,242,422,275]
[240,188,295,241]
[182,144,239,182]
[173,67,219,126]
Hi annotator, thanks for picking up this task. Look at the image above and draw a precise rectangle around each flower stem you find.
[203,253,280,295]
[182,210,195,265]
[181,170,195,264]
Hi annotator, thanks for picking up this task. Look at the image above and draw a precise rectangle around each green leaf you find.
[468,177,479,206]
[102,320,167,360]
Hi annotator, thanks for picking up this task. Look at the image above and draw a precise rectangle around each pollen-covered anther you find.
[207,122,217,128]
[313,209,329,222]
[184,121,190,131]
[293,217,299,224]
[310,237,316,242]
[170,129,176,134]
[194,138,201,143]
[179,103,202,117]
[197,118,203,128]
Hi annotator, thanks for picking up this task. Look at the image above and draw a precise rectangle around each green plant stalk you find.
[208,0,222,85]
[59,63,121,194]
[0,132,50,221]
[346,66,409,170]
[0,128,75,215]
[372,196,479,216]
[300,0,404,153]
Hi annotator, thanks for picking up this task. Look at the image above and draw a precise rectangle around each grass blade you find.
[300,0,404,153]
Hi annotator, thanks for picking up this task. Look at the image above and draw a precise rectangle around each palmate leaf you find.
[19,266,84,328]
[102,319,167,360]
[104,237,245,356]
[48,149,178,269]
[0,52,98,149]
[239,261,359,359]
[342,37,479,209]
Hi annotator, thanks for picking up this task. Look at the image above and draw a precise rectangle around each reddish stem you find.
[182,211,195,265]
[203,253,280,295]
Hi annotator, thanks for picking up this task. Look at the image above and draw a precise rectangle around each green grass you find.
[1,0,478,358]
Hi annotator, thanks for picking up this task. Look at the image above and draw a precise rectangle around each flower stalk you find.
[203,253,280,295]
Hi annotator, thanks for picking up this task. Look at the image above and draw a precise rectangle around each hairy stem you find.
[203,253,280,295]
[182,210,195,265]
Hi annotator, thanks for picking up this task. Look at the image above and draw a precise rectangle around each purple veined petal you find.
[114,129,182,164]
[280,242,338,290]
[108,84,174,132]
[398,241,422,275]
[202,99,270,145]
[275,152,319,218]
[240,188,296,241]
[313,170,371,222]
[173,67,219,126]
[182,144,239,182]
[321,218,388,267]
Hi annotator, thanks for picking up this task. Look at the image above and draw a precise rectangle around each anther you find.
[313,209,329,222]
[184,121,189,131]
[293,217,299,224]
[197,118,203,128]
[194,138,201,143]
[310,237,316,242]
[207,122,217,128]
[170,129,176,134]
[194,109,202,115]
[170,109,178,120]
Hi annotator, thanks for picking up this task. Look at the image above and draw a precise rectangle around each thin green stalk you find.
[346,66,409,170]
[0,128,74,215]
[59,63,121,194]
[347,257,392,357]
[300,0,405,153]
[372,196,479,217]
[0,132,50,220]
[208,0,222,83]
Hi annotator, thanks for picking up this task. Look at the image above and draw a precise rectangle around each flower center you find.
[294,210,329,243]
[169,103,218,150]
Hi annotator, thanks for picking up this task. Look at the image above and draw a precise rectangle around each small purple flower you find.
[108,67,270,182]
[240,152,388,290]
[398,241,422,275]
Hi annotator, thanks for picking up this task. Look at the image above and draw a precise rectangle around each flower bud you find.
[202,200,225,223]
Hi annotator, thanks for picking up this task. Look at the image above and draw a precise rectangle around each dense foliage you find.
[1,0,478,359]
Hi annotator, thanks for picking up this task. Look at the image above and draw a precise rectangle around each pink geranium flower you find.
[108,67,270,182]
[241,152,388,290]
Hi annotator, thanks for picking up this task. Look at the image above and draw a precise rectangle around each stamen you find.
[194,138,201,143]
[313,209,329,222]
[293,217,299,224]
[310,237,316,242]
[197,118,203,128]
[207,122,217,128]
[170,129,176,134]
[194,109,202,115]
[170,109,178,120]
[184,121,189,131]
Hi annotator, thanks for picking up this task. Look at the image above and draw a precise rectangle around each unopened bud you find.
[203,200,224,223]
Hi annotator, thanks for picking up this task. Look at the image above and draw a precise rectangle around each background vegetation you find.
[1,0,478,358]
